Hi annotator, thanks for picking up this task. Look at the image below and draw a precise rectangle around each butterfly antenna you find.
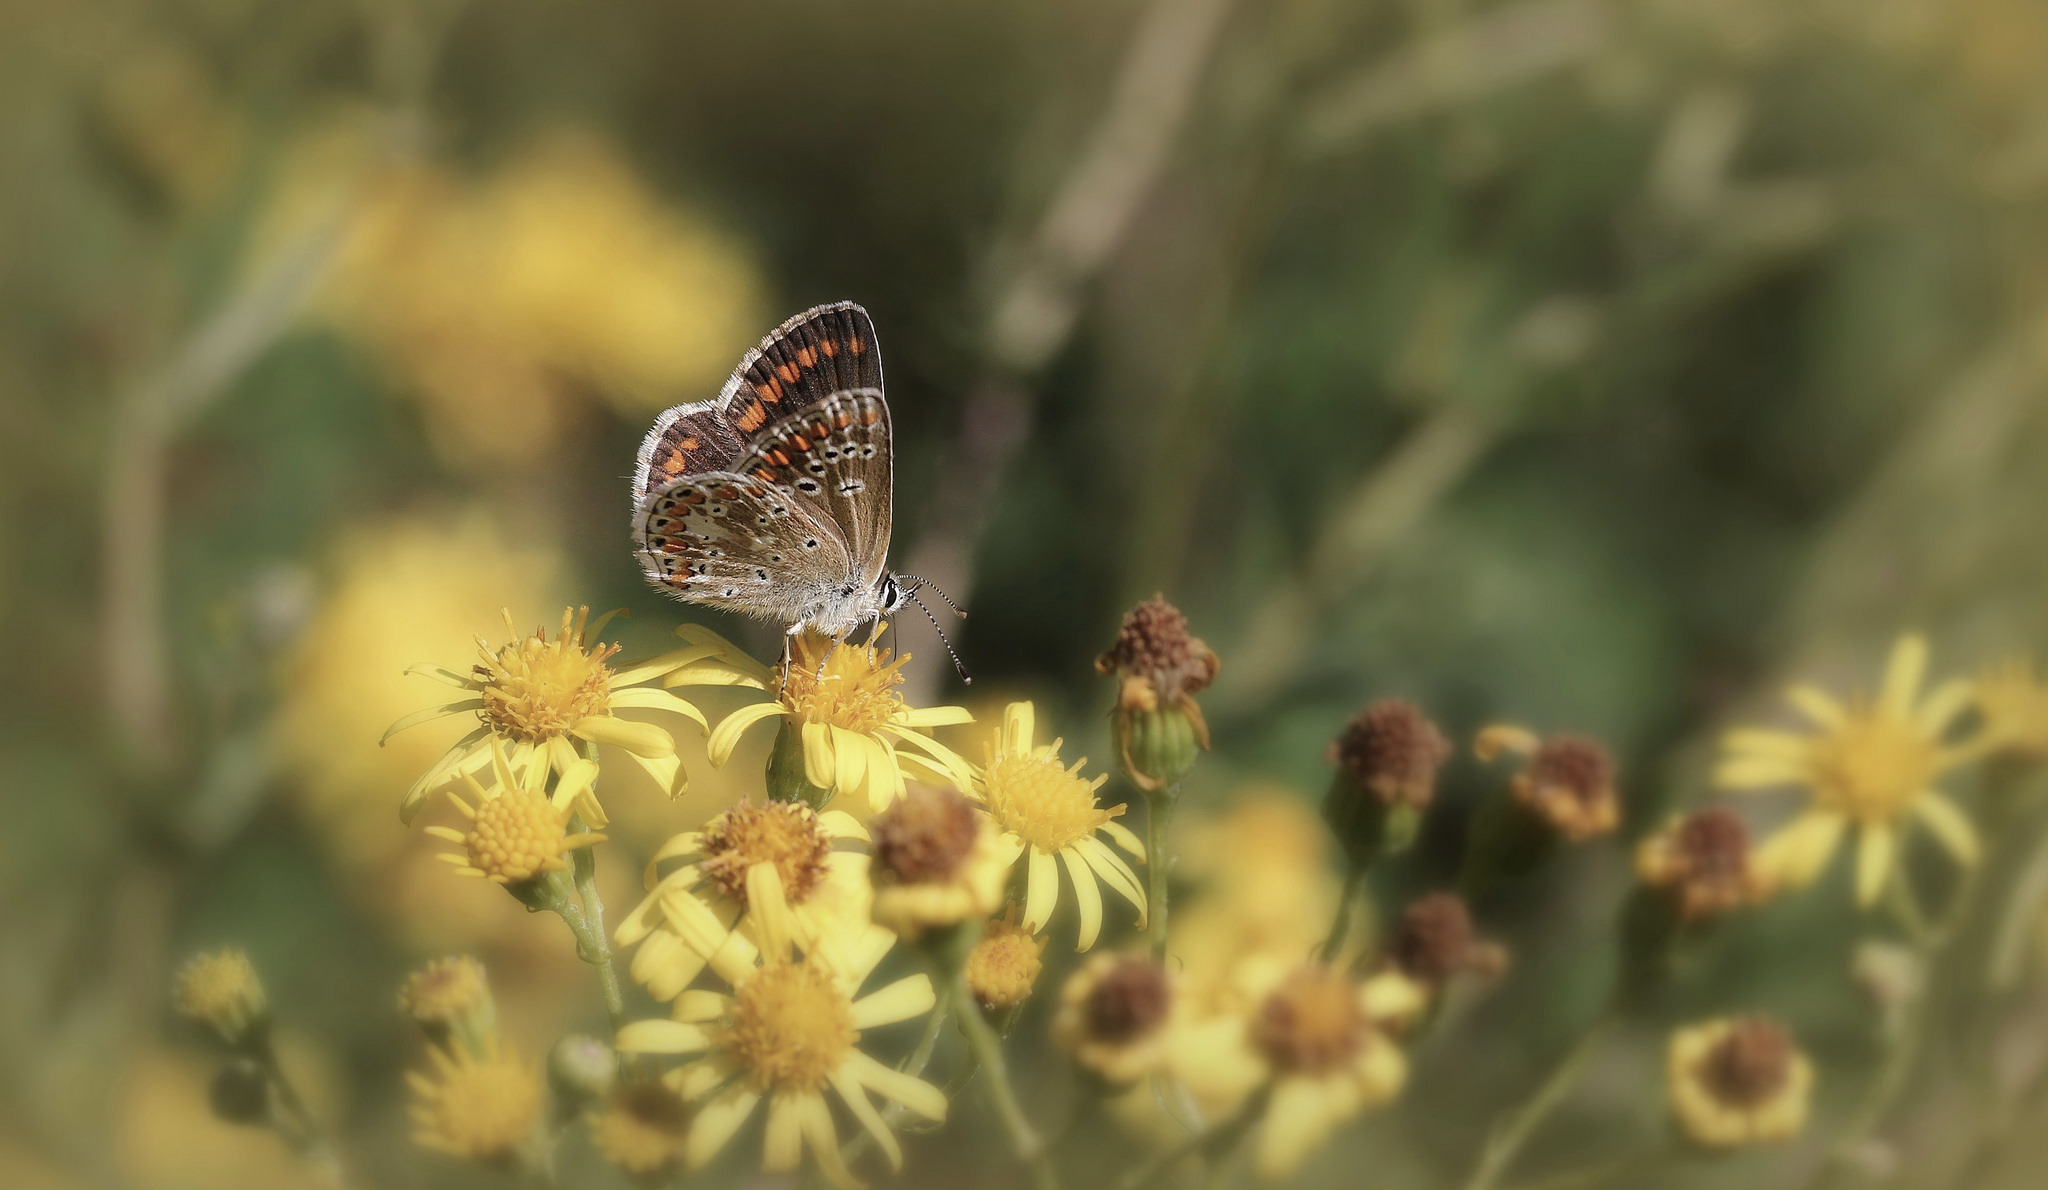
[907,591,972,685]
[894,574,967,619]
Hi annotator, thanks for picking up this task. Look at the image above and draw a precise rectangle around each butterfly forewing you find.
[732,390,894,585]
[717,302,883,442]
[632,401,747,507]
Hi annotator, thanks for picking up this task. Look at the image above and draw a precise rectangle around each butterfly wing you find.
[633,401,747,508]
[636,471,855,620]
[731,390,894,587]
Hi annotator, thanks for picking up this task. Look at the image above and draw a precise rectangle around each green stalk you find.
[1462,1017,1615,1190]
[950,969,1060,1190]
[1145,785,1179,958]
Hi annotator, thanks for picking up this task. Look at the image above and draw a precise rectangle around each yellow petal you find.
[403,663,480,690]
[576,714,676,758]
[1914,679,1976,737]
[1785,684,1845,728]
[832,725,871,801]
[380,699,483,744]
[1258,1077,1343,1179]
[1023,847,1059,933]
[607,687,711,732]
[803,721,837,791]
[762,1093,802,1173]
[687,1086,761,1170]
[1077,837,1147,926]
[1880,635,1929,721]
[1064,848,1104,951]
[1910,793,1981,867]
[1722,729,1814,760]
[827,1064,902,1169]
[1099,819,1146,860]
[842,1050,946,1121]
[817,810,869,842]
[1753,811,1847,888]
[851,974,936,1029]
[673,989,728,1024]
[708,701,786,767]
[796,1092,856,1190]
[1003,701,1036,755]
[1856,823,1897,908]
[609,642,721,688]
[746,863,795,961]
[622,747,689,799]
[1714,756,1810,791]
[615,1019,714,1054]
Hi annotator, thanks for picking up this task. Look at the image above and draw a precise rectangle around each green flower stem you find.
[1120,1084,1271,1190]
[767,717,832,808]
[1500,1141,1678,1190]
[1319,861,1367,963]
[1145,785,1180,958]
[251,1032,348,1188]
[567,820,628,1036]
[950,968,1060,1190]
[1461,1016,1615,1190]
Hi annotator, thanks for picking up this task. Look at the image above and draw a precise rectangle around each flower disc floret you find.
[728,962,858,1094]
[477,606,617,741]
[699,803,834,907]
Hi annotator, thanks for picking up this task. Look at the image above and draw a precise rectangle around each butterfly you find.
[631,302,967,677]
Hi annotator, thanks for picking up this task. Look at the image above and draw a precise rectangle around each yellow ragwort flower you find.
[173,948,267,1042]
[966,908,1047,1012]
[615,801,873,1001]
[867,786,1008,940]
[589,1082,692,1175]
[614,908,944,1189]
[707,629,975,812]
[1052,953,1177,1085]
[1666,1016,1814,1148]
[1717,635,1983,907]
[388,608,750,823]
[424,741,605,884]
[408,1038,544,1161]
[1175,960,1423,1179]
[975,702,1147,951]
[399,956,491,1028]
[1976,657,2048,760]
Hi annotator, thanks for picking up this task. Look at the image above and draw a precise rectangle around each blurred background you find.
[6,0,2048,1186]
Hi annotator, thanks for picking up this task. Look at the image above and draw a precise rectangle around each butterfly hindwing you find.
[632,401,747,507]
[732,389,894,585]
[636,472,854,620]
[716,302,883,443]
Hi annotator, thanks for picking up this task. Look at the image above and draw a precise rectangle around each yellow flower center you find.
[399,956,489,1024]
[1810,709,1938,820]
[727,961,857,1094]
[589,1083,690,1174]
[966,924,1044,1011]
[777,631,907,734]
[476,607,617,743]
[466,789,569,883]
[698,803,834,907]
[982,746,1117,853]
[1252,966,1368,1076]
[412,1048,543,1160]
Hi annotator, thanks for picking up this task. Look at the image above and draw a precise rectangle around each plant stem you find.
[254,1033,348,1188]
[951,969,1060,1190]
[1462,1017,1614,1190]
[1121,1085,1271,1190]
[1320,861,1366,962]
[1146,785,1179,958]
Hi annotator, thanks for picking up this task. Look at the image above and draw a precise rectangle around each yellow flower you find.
[172,949,267,1043]
[1717,635,1983,906]
[423,742,605,884]
[1976,657,2048,760]
[588,1082,692,1175]
[867,787,1009,940]
[398,956,491,1027]
[1666,1017,1814,1148]
[613,908,944,1189]
[615,801,873,1001]
[975,702,1147,951]
[388,607,745,824]
[966,909,1047,1012]
[707,630,975,812]
[1175,960,1423,1180]
[1052,954,1177,1085]
[408,1039,544,1161]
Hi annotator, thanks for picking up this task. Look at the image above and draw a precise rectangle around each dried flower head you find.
[1635,810,1773,920]
[1478,725,1620,840]
[1330,701,1452,808]
[1053,954,1176,1085]
[1097,595,1218,790]
[173,948,267,1043]
[1384,894,1506,987]
[868,786,1006,939]
[1667,1016,1813,1148]
[1096,594,1220,703]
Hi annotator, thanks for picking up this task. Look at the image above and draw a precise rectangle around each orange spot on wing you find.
[735,403,767,432]
[861,407,881,426]
[753,467,776,482]
[818,338,839,357]
[776,362,801,384]
[796,347,817,368]
[758,378,782,403]
[679,436,700,451]
[662,452,687,475]
[767,449,791,467]
[811,420,830,438]
[833,412,853,429]
[848,337,866,355]
[790,434,812,453]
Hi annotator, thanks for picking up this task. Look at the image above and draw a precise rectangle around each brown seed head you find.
[1252,966,1369,1076]
[1700,1017,1794,1108]
[1095,595,1218,703]
[697,802,835,908]
[1081,957,1172,1045]
[1386,894,1503,984]
[1637,809,1764,919]
[1513,734,1620,840]
[1330,700,1452,808]
[871,786,982,884]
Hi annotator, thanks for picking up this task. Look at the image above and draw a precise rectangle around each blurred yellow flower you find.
[613,912,943,1189]
[408,1039,544,1161]
[1717,635,1983,907]
[966,909,1047,1012]
[387,606,740,823]
[588,1082,692,1175]
[1976,657,2048,759]
[974,702,1146,952]
[867,786,1008,940]
[269,119,767,470]
[1052,953,1177,1085]
[615,801,872,1001]
[707,630,975,812]
[172,949,267,1044]
[423,741,605,884]
[1666,1016,1813,1148]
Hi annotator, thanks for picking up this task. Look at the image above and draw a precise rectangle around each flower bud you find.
[965,910,1047,1012]
[173,948,268,1046]
[548,1034,617,1110]
[1462,726,1620,897]
[1323,701,1450,866]
[1097,595,1218,792]
[399,956,497,1059]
